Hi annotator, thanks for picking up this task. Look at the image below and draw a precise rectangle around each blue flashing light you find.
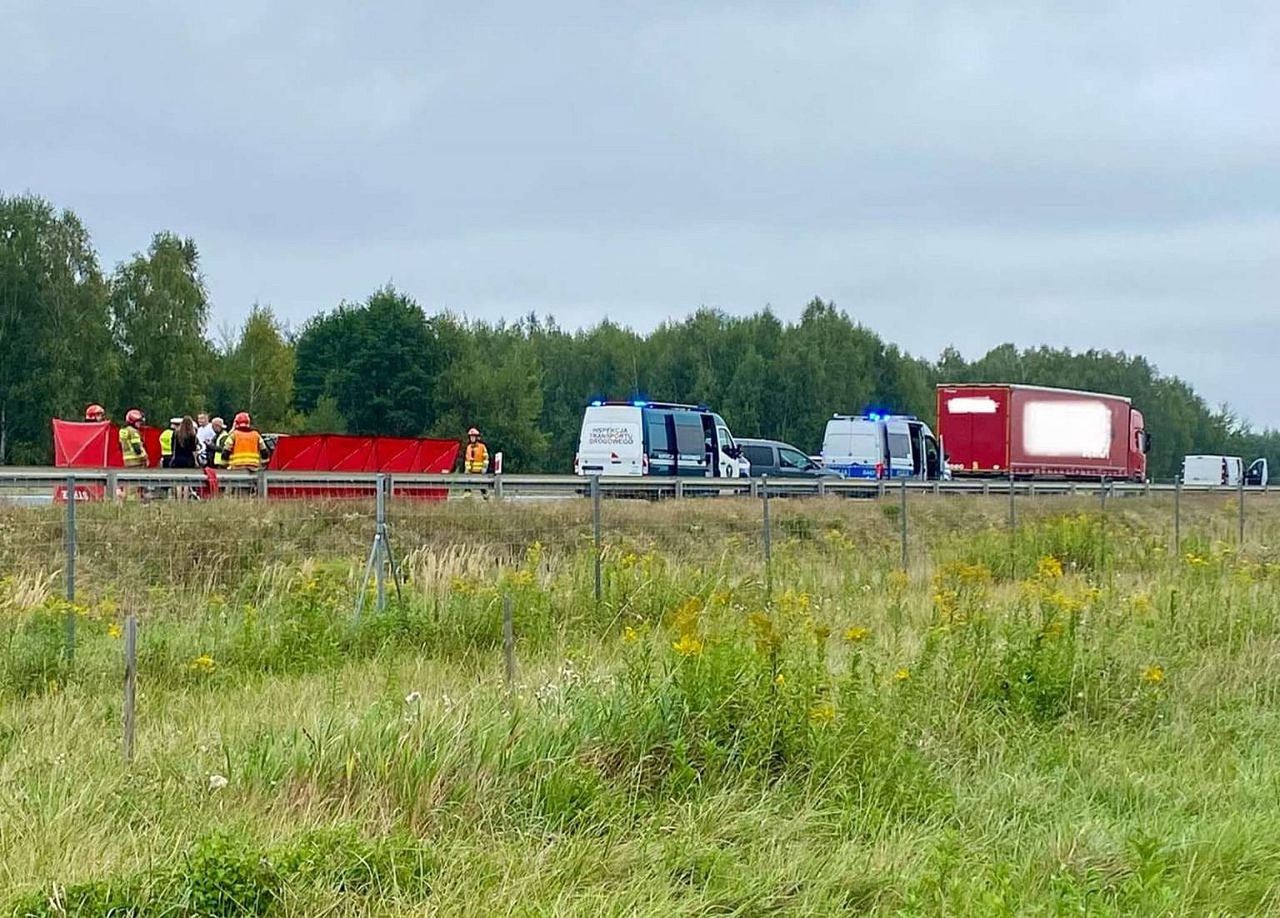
[632,399,648,408]
[867,411,882,421]
[590,399,603,407]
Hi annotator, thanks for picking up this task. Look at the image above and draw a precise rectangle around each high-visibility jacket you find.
[120,426,148,468]
[464,441,489,474]
[228,428,266,470]
[213,430,231,467]
[159,428,174,458]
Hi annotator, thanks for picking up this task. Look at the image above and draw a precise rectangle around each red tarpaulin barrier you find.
[50,423,459,501]
[51,420,166,500]
[266,434,459,500]
[53,420,123,468]
[52,421,211,500]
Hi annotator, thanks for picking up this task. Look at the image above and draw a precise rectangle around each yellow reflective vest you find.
[120,426,148,468]
[214,430,232,467]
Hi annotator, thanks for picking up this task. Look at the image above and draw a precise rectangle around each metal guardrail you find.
[0,467,1270,501]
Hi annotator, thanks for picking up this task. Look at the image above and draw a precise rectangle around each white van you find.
[1182,455,1268,487]
[1182,455,1243,487]
[821,414,943,480]
[574,401,744,478]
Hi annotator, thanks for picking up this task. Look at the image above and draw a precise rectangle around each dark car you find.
[737,438,840,478]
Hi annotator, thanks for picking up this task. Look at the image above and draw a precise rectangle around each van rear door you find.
[821,419,884,478]
[577,407,643,475]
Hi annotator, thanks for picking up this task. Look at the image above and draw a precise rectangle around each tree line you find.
[2,192,1276,478]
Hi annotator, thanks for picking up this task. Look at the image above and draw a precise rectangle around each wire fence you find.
[2,470,1276,761]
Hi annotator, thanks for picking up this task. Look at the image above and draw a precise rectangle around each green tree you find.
[292,286,453,436]
[0,194,116,463]
[211,304,296,430]
[109,232,211,421]
[432,321,547,471]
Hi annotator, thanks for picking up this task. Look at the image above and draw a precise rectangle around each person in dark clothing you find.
[170,417,201,468]
[170,416,201,499]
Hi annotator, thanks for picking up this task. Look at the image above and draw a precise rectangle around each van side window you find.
[673,414,704,456]
[643,410,673,456]
[742,445,773,468]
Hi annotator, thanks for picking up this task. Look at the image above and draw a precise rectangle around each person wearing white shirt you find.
[196,413,215,466]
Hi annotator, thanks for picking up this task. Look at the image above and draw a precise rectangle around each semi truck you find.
[936,384,1149,481]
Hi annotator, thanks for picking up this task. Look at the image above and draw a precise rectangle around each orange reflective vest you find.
[228,429,265,470]
[464,441,489,474]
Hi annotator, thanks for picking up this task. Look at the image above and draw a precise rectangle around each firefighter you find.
[120,409,149,468]
[84,404,106,422]
[224,412,269,471]
[463,427,489,474]
[159,417,181,468]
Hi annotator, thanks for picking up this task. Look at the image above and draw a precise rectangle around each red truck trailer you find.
[936,384,1149,481]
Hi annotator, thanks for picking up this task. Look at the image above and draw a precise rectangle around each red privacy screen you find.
[52,420,162,468]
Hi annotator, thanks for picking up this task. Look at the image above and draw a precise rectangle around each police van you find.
[574,401,744,478]
[821,413,943,480]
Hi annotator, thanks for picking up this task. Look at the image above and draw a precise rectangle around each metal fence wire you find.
[1,470,1276,715]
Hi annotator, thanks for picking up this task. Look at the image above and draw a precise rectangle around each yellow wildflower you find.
[893,667,911,682]
[1141,664,1164,684]
[508,569,535,588]
[671,596,703,633]
[449,577,474,596]
[773,672,786,687]
[188,654,216,674]
[1184,552,1209,568]
[107,622,122,639]
[1042,620,1065,638]
[887,569,910,593]
[671,633,703,657]
[808,702,836,725]
[1036,555,1064,580]
[1129,592,1153,615]
[748,612,781,653]
[844,625,871,643]
[623,626,639,643]
[778,590,811,617]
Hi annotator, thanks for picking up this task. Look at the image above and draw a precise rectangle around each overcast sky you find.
[5,2,1278,426]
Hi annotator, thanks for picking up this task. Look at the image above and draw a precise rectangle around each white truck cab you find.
[574,401,743,478]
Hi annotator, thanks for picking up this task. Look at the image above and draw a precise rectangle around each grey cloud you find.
[3,1,1277,424]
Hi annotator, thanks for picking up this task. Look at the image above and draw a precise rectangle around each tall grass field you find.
[1,491,1279,915]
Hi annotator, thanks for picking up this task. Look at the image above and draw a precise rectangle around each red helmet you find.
[85,404,105,421]
[234,412,251,429]
[125,409,144,426]
[467,427,480,437]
